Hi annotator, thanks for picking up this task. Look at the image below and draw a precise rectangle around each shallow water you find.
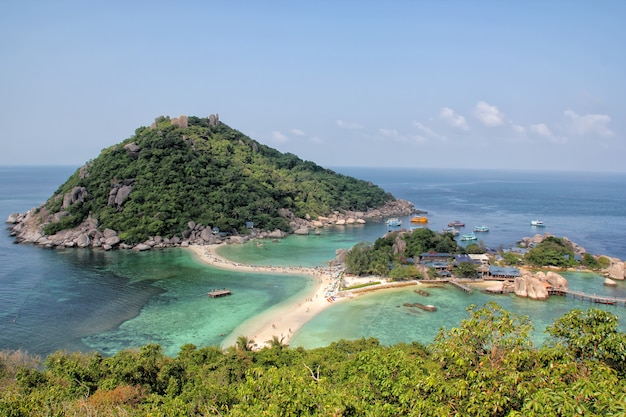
[1,166,625,356]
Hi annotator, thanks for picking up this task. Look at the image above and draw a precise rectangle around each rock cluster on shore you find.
[513,270,569,300]
[5,199,416,251]
[519,233,625,280]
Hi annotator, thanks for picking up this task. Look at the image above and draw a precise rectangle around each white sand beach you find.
[188,244,346,350]
[188,244,460,350]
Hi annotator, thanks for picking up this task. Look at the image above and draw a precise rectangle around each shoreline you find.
[188,244,347,350]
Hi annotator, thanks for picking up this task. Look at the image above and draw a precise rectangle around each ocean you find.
[1,166,625,357]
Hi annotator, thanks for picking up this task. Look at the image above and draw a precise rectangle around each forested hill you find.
[20,115,395,244]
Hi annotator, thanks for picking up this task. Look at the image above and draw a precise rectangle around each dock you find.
[208,289,232,298]
[449,280,472,294]
[548,288,626,306]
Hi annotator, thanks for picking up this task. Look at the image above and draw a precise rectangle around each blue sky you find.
[2,1,624,171]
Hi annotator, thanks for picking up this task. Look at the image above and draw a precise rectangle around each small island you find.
[6,114,414,250]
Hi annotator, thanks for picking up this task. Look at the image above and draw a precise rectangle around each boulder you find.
[545,271,568,290]
[604,260,625,280]
[75,233,91,248]
[134,244,152,251]
[604,277,617,287]
[62,187,87,209]
[267,230,285,239]
[200,228,213,242]
[293,227,309,235]
[229,236,245,244]
[6,213,20,223]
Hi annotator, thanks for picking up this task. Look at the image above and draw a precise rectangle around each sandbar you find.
[188,244,346,350]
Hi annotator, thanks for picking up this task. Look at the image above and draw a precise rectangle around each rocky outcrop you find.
[603,257,625,280]
[513,269,568,300]
[7,194,416,253]
[107,181,134,208]
[62,187,87,209]
[123,143,141,159]
[518,233,587,256]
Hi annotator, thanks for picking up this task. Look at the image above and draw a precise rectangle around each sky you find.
[1,1,625,172]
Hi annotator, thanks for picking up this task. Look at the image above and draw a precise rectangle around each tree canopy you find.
[2,303,625,416]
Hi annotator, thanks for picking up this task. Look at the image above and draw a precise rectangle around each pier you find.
[548,288,626,306]
[208,289,232,298]
[449,280,472,294]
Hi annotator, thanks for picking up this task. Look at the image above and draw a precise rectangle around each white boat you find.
[460,232,478,241]
[474,225,489,232]
[531,220,545,227]
[442,226,459,236]
[386,218,402,227]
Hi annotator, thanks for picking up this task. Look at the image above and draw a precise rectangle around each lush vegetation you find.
[41,116,393,243]
[524,237,578,268]
[344,228,463,277]
[1,303,625,416]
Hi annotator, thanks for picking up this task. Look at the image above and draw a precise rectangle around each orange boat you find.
[410,216,428,223]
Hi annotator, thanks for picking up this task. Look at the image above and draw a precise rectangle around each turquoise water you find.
[1,166,625,356]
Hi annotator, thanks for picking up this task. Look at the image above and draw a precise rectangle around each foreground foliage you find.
[2,303,625,416]
[41,116,393,243]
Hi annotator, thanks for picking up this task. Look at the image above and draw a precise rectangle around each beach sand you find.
[188,244,345,350]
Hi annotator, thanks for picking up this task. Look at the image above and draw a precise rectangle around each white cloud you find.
[379,128,399,137]
[530,123,566,144]
[413,121,447,141]
[564,109,614,137]
[291,128,305,136]
[511,123,526,135]
[336,119,363,129]
[271,130,289,142]
[474,101,505,127]
[440,107,469,130]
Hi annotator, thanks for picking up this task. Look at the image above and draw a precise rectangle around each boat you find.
[460,232,478,241]
[531,220,545,227]
[448,220,465,227]
[410,216,428,224]
[474,225,489,232]
[386,218,402,227]
[441,226,459,236]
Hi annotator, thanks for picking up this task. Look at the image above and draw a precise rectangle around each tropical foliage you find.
[344,228,461,277]
[2,303,625,416]
[41,116,393,243]
[524,236,578,268]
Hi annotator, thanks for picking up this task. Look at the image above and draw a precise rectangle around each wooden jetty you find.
[548,288,626,306]
[208,289,232,298]
[449,280,472,294]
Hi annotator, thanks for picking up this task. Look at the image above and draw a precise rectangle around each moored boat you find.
[386,218,402,227]
[531,220,545,227]
[474,225,489,232]
[442,226,459,236]
[460,232,477,241]
[410,216,428,223]
[448,220,465,227]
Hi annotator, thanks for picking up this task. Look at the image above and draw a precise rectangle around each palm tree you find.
[267,335,287,349]
[235,335,253,351]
